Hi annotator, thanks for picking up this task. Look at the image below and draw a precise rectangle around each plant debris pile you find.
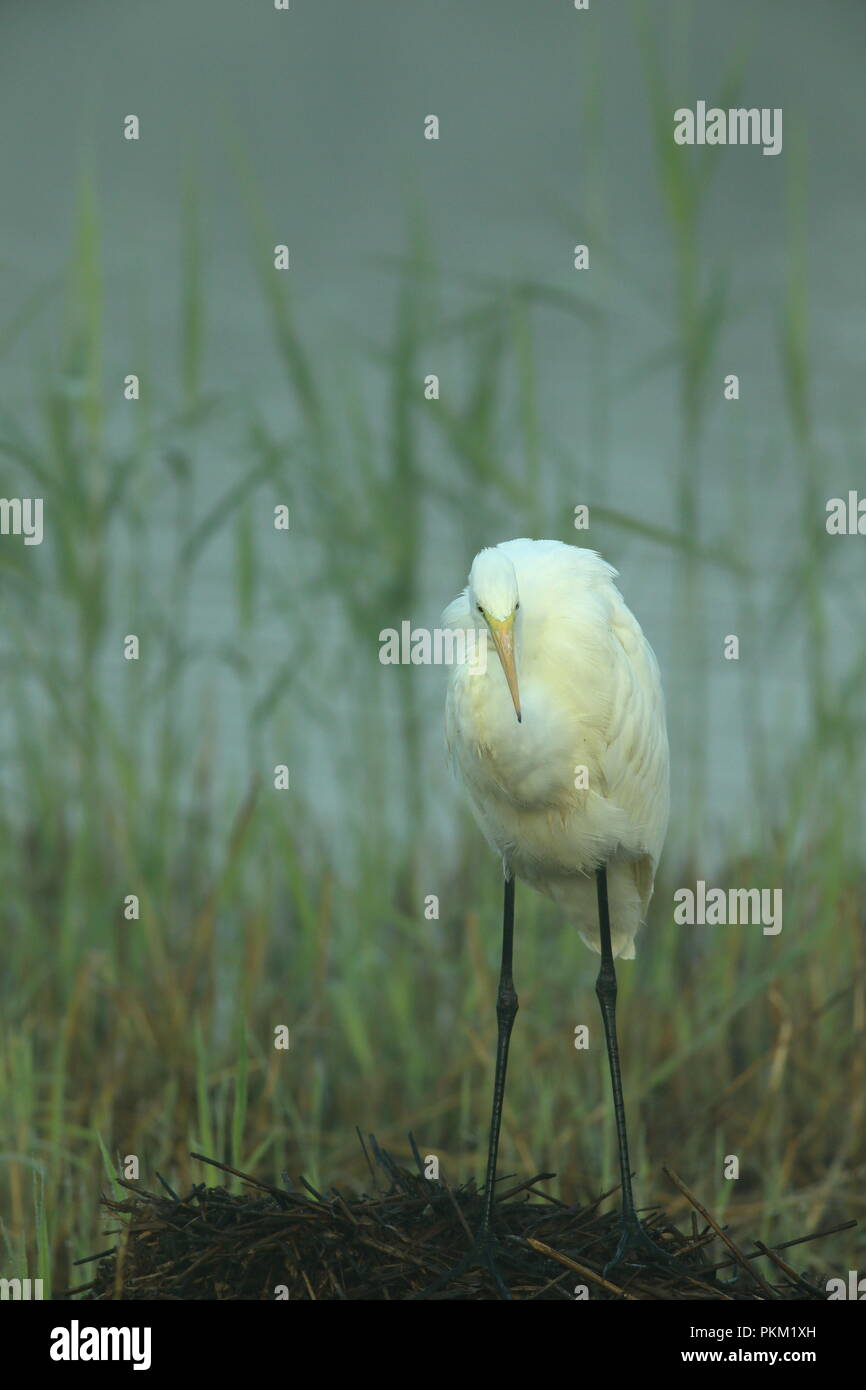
[72,1138,845,1301]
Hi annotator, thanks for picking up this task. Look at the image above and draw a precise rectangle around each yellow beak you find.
[486,614,522,722]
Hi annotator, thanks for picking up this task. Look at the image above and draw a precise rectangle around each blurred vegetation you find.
[1,30,864,1297]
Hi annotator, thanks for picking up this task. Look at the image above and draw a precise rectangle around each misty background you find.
[0,0,863,1294]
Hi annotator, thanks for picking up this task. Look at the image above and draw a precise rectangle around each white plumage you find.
[443,538,669,959]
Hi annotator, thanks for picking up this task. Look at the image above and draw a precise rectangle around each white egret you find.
[439,537,671,1296]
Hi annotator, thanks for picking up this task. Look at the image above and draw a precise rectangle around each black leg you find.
[595,867,682,1276]
[479,871,518,1239]
[594,867,636,1221]
[415,872,518,1298]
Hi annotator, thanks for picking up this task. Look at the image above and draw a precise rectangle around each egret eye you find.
[477,603,484,613]
[515,601,520,611]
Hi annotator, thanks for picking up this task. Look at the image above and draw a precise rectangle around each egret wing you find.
[599,596,670,873]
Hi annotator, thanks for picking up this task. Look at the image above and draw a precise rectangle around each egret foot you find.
[417,1234,513,1300]
[603,1212,685,1281]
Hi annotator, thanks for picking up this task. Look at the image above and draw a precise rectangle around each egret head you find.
[468,548,522,722]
